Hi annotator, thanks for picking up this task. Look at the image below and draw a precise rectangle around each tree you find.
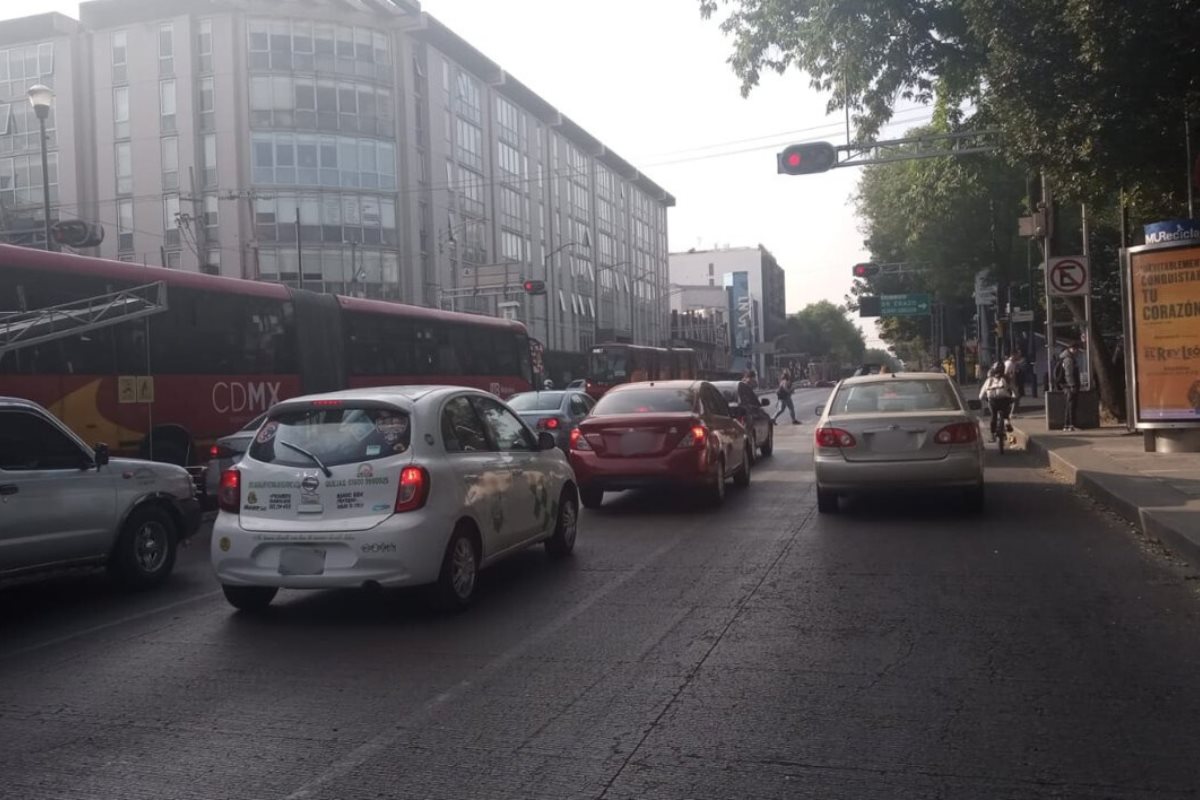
[786,301,866,366]
[698,0,1199,202]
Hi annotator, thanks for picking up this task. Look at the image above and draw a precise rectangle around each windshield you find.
[590,350,628,383]
[593,388,694,415]
[829,380,961,415]
[247,407,411,467]
[507,392,564,412]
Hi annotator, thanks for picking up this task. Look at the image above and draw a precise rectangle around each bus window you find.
[590,349,628,384]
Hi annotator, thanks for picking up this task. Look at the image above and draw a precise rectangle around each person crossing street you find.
[773,370,801,425]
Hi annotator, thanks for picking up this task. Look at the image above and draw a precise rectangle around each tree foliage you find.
[785,301,866,365]
[699,0,1199,203]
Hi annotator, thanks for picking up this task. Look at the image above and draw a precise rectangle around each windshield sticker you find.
[269,493,292,511]
[246,491,259,506]
[335,490,366,510]
[256,421,279,444]
[357,464,374,479]
[365,445,382,456]
[371,503,391,512]
[394,442,407,453]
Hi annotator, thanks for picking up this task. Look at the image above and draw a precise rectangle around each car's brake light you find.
[218,468,241,513]
[570,428,591,450]
[210,444,236,460]
[538,417,561,430]
[395,466,430,512]
[311,399,342,407]
[934,422,979,444]
[678,425,708,449]
[815,427,857,448]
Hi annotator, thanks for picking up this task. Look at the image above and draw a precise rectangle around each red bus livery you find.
[0,245,533,468]
[587,343,697,399]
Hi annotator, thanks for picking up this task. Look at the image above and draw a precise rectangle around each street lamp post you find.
[27,85,55,251]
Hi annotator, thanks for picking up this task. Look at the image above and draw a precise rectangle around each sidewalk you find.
[1008,395,1200,565]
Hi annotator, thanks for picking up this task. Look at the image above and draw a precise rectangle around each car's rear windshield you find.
[829,380,961,414]
[507,392,564,412]
[593,388,694,415]
[248,407,411,467]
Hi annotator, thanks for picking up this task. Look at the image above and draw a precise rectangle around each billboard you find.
[727,271,753,358]
[1125,242,1200,426]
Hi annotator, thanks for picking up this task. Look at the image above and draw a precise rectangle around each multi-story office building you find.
[0,0,674,354]
[669,245,788,374]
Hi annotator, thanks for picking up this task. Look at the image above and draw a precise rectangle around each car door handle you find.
[0,484,18,496]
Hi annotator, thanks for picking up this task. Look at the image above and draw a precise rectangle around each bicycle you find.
[987,398,1014,454]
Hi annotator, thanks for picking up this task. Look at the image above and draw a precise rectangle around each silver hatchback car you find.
[812,373,984,514]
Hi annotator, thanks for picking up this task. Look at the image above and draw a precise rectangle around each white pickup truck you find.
[0,397,202,587]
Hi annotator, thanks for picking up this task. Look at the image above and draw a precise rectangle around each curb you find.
[1012,425,1200,566]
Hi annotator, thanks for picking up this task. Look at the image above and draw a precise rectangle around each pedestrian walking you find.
[773,370,801,425]
[1003,351,1024,413]
[1055,342,1082,431]
[741,369,758,391]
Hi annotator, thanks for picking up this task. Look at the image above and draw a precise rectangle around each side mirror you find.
[814,405,825,417]
[967,399,982,411]
[92,443,110,469]
[760,398,770,407]
[537,431,558,451]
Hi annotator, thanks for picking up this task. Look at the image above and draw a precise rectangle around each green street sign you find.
[880,293,932,316]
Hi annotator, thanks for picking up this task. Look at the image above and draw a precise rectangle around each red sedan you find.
[569,380,753,509]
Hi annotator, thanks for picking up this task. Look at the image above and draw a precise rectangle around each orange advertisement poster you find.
[1129,244,1200,423]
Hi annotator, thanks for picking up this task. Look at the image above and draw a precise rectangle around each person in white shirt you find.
[979,364,1017,442]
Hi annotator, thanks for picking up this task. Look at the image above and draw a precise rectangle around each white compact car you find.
[211,386,580,611]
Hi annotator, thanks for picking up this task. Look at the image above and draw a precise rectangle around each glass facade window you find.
[161,136,179,191]
[163,195,180,246]
[454,70,481,123]
[117,198,134,252]
[251,132,395,190]
[158,24,174,76]
[198,20,213,74]
[202,134,217,187]
[114,142,132,195]
[455,118,482,170]
[248,19,390,79]
[113,87,130,140]
[199,77,215,130]
[254,192,396,246]
[0,43,57,156]
[111,31,127,83]
[0,152,58,209]
[249,75,393,136]
[159,79,176,133]
[204,194,219,229]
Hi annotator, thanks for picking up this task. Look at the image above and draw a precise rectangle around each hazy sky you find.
[3,0,933,344]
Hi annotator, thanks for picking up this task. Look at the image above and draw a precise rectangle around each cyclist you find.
[979,363,1016,444]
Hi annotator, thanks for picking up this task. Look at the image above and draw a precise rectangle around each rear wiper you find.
[279,441,333,478]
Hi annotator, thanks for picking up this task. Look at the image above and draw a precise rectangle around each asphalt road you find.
[4,388,1200,799]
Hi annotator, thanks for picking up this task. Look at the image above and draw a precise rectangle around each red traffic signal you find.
[852,263,880,279]
[777,142,838,175]
[522,279,547,296]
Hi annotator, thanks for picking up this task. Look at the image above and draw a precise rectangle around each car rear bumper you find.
[814,448,982,491]
[570,449,708,491]
[210,513,449,589]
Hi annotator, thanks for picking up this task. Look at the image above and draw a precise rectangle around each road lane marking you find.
[282,535,685,800]
[0,590,222,663]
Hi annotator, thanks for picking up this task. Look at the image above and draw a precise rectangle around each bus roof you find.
[1,245,528,333]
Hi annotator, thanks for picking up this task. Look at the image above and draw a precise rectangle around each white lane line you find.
[0,590,222,663]
[282,535,685,800]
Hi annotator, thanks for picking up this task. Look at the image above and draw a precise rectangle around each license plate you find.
[621,432,656,455]
[279,547,326,576]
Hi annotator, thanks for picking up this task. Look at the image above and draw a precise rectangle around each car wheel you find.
[222,585,277,611]
[108,505,179,589]
[963,484,985,514]
[434,526,479,611]
[760,426,774,457]
[707,458,727,507]
[733,446,752,488]
[545,490,579,558]
[579,486,604,510]
[816,487,838,514]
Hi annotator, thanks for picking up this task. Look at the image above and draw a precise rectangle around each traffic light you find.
[777,142,838,175]
[852,263,880,279]
[51,219,104,249]
[522,279,547,296]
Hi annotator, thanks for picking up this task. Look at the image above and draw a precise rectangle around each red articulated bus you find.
[0,245,533,470]
[586,343,697,399]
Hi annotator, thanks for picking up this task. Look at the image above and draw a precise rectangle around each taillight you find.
[210,444,236,460]
[678,425,708,449]
[218,468,241,513]
[815,427,857,448]
[395,466,430,513]
[934,422,979,444]
[538,417,561,430]
[570,428,592,450]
